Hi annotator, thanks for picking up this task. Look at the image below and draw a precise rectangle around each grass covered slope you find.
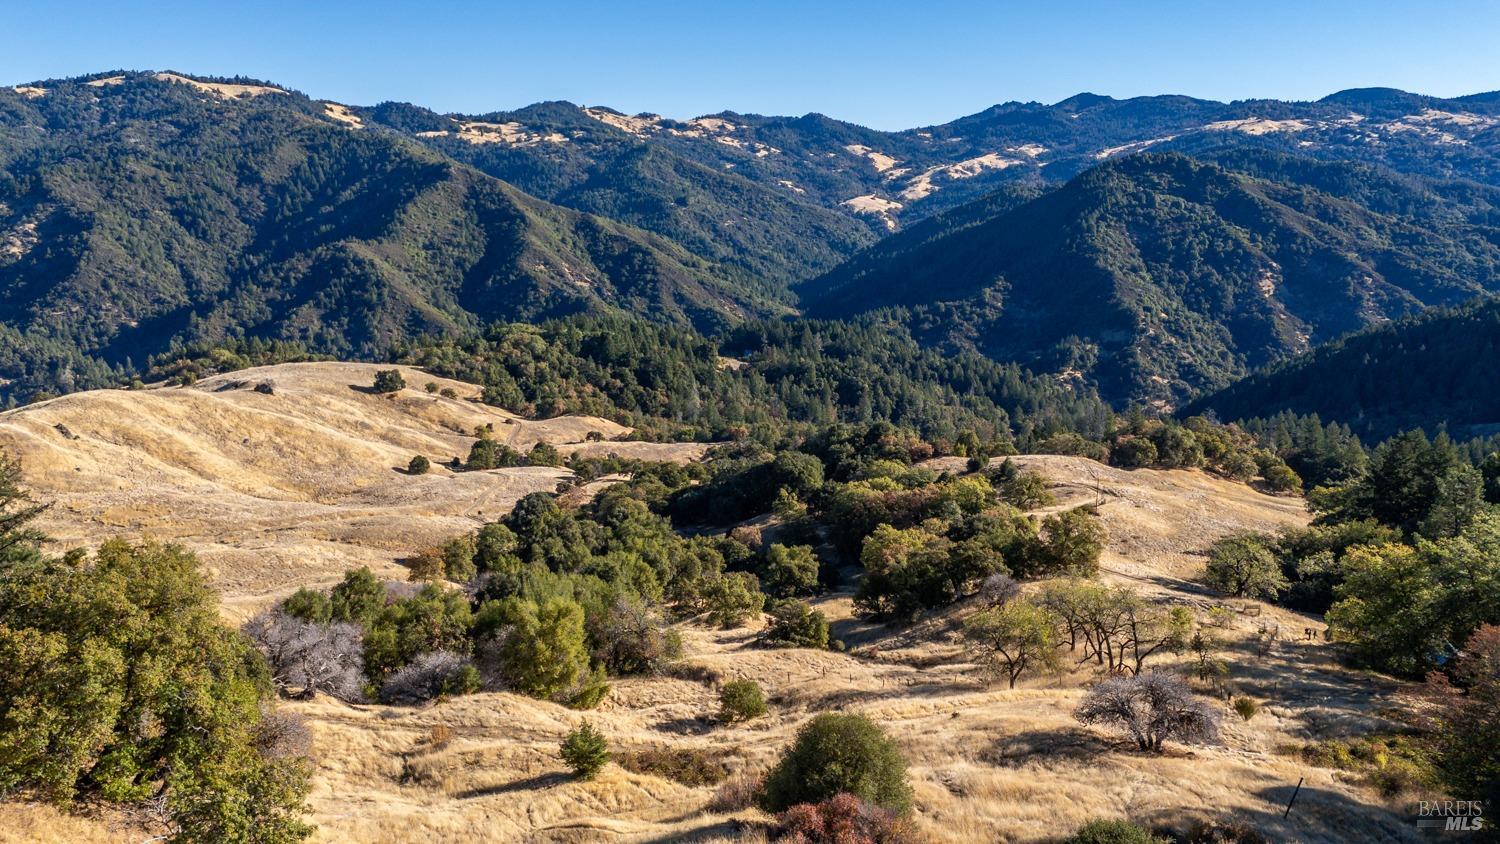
[0,361,703,619]
[803,152,1500,406]
[273,457,1415,844]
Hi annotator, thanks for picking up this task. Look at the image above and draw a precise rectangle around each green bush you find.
[560,721,610,780]
[1068,818,1168,843]
[763,600,830,649]
[0,540,312,841]
[759,713,912,813]
[761,543,820,597]
[408,454,431,475]
[373,369,406,394]
[480,596,592,703]
[1233,697,1259,721]
[703,572,765,628]
[718,679,768,723]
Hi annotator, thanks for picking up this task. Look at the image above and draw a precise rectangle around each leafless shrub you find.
[1075,673,1221,752]
[243,609,366,702]
[379,651,478,705]
[707,770,764,813]
[253,707,313,760]
[978,573,1021,607]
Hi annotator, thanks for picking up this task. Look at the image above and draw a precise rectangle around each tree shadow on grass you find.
[979,727,1116,767]
[453,771,569,798]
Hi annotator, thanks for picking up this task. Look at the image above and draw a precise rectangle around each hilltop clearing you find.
[0,361,704,619]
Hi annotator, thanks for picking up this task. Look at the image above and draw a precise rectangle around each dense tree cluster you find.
[1,532,312,840]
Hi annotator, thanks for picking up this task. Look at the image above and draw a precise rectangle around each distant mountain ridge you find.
[0,71,793,399]
[4,69,1500,407]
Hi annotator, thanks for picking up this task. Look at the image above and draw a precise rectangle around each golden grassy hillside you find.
[276,456,1416,844]
[0,362,705,619]
[0,374,1420,843]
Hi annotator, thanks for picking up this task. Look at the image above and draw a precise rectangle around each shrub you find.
[1068,819,1169,843]
[0,541,312,840]
[1233,697,1259,721]
[759,713,912,813]
[1261,462,1303,493]
[615,747,728,786]
[1182,819,1269,843]
[281,587,332,622]
[408,454,430,475]
[1111,438,1159,469]
[378,651,481,704]
[776,793,917,843]
[527,441,562,467]
[439,534,478,583]
[330,566,386,625]
[406,547,446,582]
[1075,674,1221,752]
[243,609,366,701]
[708,772,763,812]
[480,596,592,703]
[560,721,609,780]
[467,438,522,470]
[763,600,830,649]
[373,369,406,393]
[719,679,768,723]
[439,387,458,399]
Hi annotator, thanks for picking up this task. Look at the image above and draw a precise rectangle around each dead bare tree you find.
[243,609,366,701]
[1075,673,1221,752]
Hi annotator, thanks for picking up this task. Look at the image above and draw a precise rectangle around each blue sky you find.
[4,0,1498,130]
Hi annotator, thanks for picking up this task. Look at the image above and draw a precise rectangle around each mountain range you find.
[3,69,1500,422]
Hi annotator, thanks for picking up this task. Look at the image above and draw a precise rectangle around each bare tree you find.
[977,572,1021,607]
[379,650,477,704]
[243,609,366,702]
[1075,673,1221,752]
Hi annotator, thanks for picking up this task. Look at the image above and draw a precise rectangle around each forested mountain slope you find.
[1185,296,1500,441]
[803,152,1500,405]
[0,72,782,401]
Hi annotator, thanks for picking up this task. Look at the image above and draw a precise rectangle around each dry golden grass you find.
[0,801,147,843]
[1,381,1419,840]
[272,457,1415,842]
[0,362,703,620]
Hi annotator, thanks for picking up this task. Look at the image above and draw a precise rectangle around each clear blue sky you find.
[5,0,1498,130]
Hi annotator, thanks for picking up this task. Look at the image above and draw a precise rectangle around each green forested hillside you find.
[0,72,782,401]
[1186,297,1500,441]
[803,152,1500,405]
